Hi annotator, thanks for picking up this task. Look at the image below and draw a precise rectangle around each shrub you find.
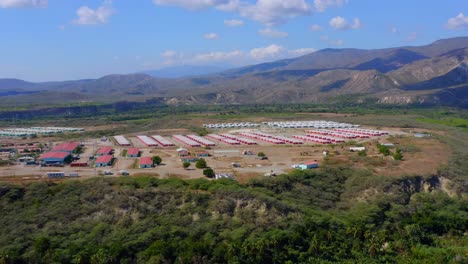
[377,144,391,156]
[393,149,403,160]
[203,168,215,178]
[152,156,162,165]
[195,158,207,169]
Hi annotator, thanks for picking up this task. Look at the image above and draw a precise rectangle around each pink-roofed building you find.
[95,155,114,167]
[139,157,153,168]
[126,148,140,157]
[52,142,80,153]
[96,147,113,156]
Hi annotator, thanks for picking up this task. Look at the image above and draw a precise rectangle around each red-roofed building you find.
[39,152,71,164]
[52,142,80,153]
[127,148,140,158]
[96,147,113,156]
[95,155,114,167]
[196,151,210,157]
[139,157,153,168]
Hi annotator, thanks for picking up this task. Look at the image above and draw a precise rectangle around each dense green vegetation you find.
[417,117,468,131]
[1,106,467,263]
[0,168,466,263]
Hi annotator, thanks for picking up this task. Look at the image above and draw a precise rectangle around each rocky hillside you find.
[0,37,467,107]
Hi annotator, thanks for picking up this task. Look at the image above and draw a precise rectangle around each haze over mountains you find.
[1,37,467,108]
[141,65,230,78]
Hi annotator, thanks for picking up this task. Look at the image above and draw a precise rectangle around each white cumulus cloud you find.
[153,0,229,10]
[193,50,243,62]
[446,13,468,30]
[73,1,114,25]
[239,0,312,26]
[314,0,347,12]
[329,16,361,30]
[0,0,46,8]
[288,48,317,57]
[258,27,288,38]
[250,44,286,60]
[224,19,244,26]
[310,24,323,31]
[204,33,219,39]
[158,45,316,66]
[153,0,312,26]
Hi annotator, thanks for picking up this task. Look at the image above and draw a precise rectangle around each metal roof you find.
[39,152,70,160]
[95,155,113,164]
[140,157,153,165]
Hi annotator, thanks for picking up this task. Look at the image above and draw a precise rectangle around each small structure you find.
[196,151,210,157]
[349,147,366,152]
[215,173,236,180]
[96,147,113,156]
[414,133,431,138]
[68,172,79,177]
[46,172,65,178]
[139,157,154,168]
[181,156,199,163]
[70,162,88,167]
[95,155,114,167]
[178,150,191,157]
[242,150,255,155]
[294,161,319,170]
[126,148,140,157]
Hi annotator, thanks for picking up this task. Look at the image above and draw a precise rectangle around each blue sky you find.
[0,0,467,81]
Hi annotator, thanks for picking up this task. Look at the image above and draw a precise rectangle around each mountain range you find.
[0,37,467,108]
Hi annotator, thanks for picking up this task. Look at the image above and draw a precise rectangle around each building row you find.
[203,122,260,129]
[263,121,359,129]
[0,127,84,138]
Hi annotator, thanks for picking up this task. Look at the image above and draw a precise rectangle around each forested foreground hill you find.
[0,167,467,263]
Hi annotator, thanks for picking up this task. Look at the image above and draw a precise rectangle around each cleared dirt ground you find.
[0,125,450,183]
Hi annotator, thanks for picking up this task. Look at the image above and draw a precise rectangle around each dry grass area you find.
[326,136,450,177]
[235,172,264,184]
[131,172,160,177]
[380,136,450,176]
